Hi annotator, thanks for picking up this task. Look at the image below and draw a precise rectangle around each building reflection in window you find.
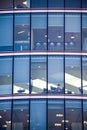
[14,13,30,51]
[31,56,47,94]
[12,99,29,130]
[65,56,81,94]
[48,99,64,130]
[0,57,12,95]
[0,100,11,130]
[48,56,64,94]
[13,56,30,94]
[31,13,47,51]
[65,99,82,130]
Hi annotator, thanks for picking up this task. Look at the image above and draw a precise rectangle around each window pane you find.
[48,0,64,8]
[65,56,81,94]
[65,0,81,8]
[14,56,30,94]
[14,13,30,51]
[82,0,87,8]
[31,56,47,94]
[12,100,29,130]
[0,100,11,130]
[0,0,13,9]
[82,14,87,51]
[82,56,87,94]
[48,13,64,51]
[30,99,46,130]
[0,14,13,52]
[48,99,64,130]
[0,57,12,95]
[31,0,47,8]
[83,100,87,130]
[48,56,64,94]
[14,0,30,9]
[65,14,81,51]
[65,100,82,130]
[31,13,47,51]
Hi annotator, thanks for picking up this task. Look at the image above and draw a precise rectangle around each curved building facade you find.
[0,0,87,130]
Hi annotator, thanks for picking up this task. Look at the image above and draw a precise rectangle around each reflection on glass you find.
[14,13,30,51]
[82,14,87,51]
[31,0,47,8]
[14,0,30,9]
[48,13,64,51]
[48,56,64,94]
[12,100,29,130]
[65,100,82,130]
[0,57,12,95]
[31,13,47,51]
[0,14,13,52]
[65,0,81,8]
[83,100,87,130]
[48,99,64,130]
[82,0,87,8]
[31,56,46,94]
[30,99,46,130]
[82,56,87,94]
[48,0,64,8]
[65,56,81,94]
[0,100,11,130]
[0,0,13,9]
[65,14,81,51]
[14,56,29,94]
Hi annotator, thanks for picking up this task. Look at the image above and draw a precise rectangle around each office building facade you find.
[0,0,87,130]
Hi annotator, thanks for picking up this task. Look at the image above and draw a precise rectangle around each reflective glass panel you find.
[31,56,47,94]
[0,14,13,52]
[48,99,64,130]
[31,0,47,8]
[65,0,81,8]
[0,57,12,95]
[82,14,87,51]
[65,56,81,94]
[83,100,87,130]
[30,99,46,130]
[48,13,64,51]
[14,0,30,9]
[82,0,87,8]
[65,100,82,130]
[82,56,87,94]
[65,14,81,51]
[48,56,64,94]
[0,0,13,9]
[31,13,47,51]
[48,0,64,8]
[12,100,29,130]
[14,13,30,51]
[14,56,30,94]
[0,100,11,130]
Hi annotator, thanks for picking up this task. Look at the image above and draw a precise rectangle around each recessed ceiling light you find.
[23,1,27,5]
[45,34,47,38]
[54,123,61,126]
[56,114,63,117]
[2,125,7,128]
[71,36,75,39]
[0,115,2,118]
[58,35,62,38]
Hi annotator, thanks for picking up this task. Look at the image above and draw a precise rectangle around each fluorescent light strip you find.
[0,52,87,56]
[0,9,87,14]
[0,95,87,100]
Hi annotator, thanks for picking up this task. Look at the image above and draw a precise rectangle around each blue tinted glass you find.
[0,0,13,9]
[0,14,13,51]
[14,13,30,51]
[65,0,81,8]
[0,57,12,95]
[31,0,47,8]
[30,100,46,130]
[48,0,64,8]
[82,0,87,8]
[14,56,29,94]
